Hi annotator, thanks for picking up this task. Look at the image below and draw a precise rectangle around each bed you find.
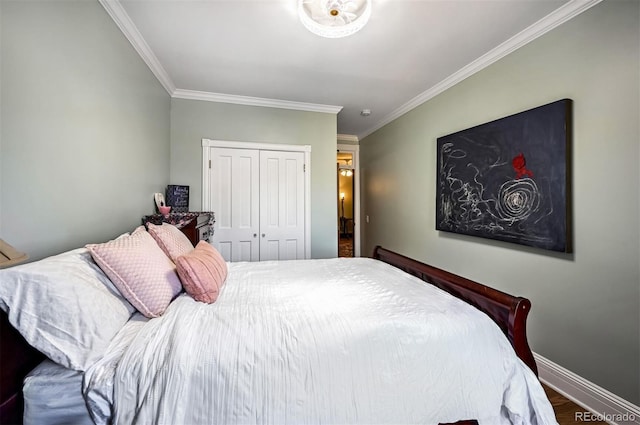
[0,234,555,425]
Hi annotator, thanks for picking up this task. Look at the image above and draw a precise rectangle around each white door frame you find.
[337,143,361,257]
[202,139,312,259]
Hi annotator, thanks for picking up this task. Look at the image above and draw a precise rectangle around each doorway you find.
[337,144,360,257]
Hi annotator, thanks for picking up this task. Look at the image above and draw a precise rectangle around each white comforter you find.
[99,258,556,424]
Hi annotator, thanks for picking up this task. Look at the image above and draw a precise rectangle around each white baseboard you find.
[534,352,640,424]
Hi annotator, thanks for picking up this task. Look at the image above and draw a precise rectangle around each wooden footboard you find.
[372,246,538,376]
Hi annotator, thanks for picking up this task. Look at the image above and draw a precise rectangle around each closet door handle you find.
[253,233,257,238]
[262,234,265,238]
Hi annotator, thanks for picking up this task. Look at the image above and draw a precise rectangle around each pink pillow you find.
[175,241,228,303]
[87,227,182,318]
[147,222,194,262]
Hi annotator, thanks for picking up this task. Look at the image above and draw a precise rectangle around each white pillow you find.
[0,247,136,371]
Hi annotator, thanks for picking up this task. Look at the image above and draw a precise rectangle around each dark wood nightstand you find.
[142,212,215,246]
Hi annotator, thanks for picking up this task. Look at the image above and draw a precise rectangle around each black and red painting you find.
[436,99,572,252]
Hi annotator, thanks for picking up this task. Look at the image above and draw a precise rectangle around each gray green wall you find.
[170,98,338,258]
[0,0,171,261]
[360,0,639,404]
[2,0,635,404]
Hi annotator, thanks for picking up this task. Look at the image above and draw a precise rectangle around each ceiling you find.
[103,0,596,140]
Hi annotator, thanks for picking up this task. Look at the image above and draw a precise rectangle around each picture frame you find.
[166,185,189,213]
[435,99,572,252]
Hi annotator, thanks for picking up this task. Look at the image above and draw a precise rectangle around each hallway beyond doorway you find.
[338,235,353,258]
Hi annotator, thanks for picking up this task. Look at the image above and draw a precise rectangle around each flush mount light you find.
[298,0,372,39]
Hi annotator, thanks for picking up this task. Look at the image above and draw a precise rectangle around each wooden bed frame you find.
[0,246,538,424]
[0,312,45,424]
[372,246,537,375]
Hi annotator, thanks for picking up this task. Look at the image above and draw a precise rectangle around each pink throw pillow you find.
[147,222,194,262]
[87,227,182,318]
[175,241,228,304]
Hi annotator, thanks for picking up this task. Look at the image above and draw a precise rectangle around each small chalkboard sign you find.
[166,185,189,213]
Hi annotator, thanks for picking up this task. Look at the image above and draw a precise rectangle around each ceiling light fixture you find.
[298,0,372,39]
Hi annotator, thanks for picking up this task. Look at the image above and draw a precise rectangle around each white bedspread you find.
[83,313,149,425]
[110,258,557,425]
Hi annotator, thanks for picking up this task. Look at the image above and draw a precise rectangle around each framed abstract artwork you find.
[436,99,572,252]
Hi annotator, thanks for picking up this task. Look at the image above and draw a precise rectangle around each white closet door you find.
[209,148,260,262]
[259,150,305,261]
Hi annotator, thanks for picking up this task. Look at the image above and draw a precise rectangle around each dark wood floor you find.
[338,236,353,257]
[543,384,607,425]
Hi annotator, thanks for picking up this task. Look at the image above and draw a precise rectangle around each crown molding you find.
[358,0,604,140]
[100,0,342,114]
[173,89,343,114]
[98,0,175,94]
[337,134,359,143]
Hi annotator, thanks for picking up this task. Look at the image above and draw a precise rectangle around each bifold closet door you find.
[259,150,305,261]
[209,147,260,262]
[209,147,305,262]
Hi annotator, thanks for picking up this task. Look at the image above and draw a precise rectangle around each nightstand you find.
[0,239,29,269]
[142,212,215,246]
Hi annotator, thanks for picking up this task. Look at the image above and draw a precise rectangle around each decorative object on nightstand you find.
[0,239,29,268]
[142,212,215,247]
[154,192,166,213]
[165,185,189,213]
